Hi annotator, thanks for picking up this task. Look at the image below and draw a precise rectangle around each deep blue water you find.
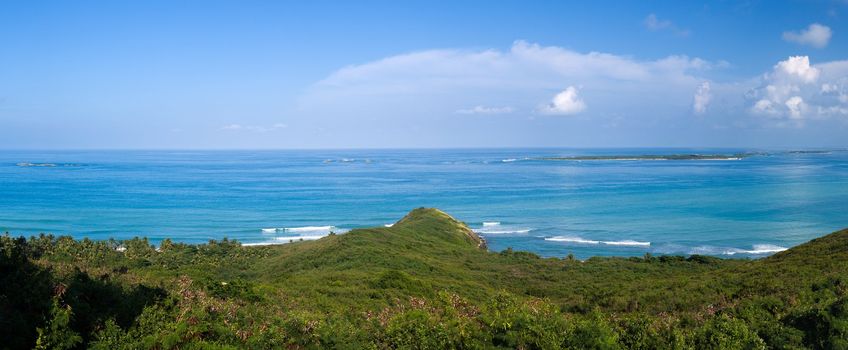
[1,149,847,259]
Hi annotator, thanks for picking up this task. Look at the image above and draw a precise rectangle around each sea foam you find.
[476,229,532,234]
[688,244,789,256]
[473,221,531,234]
[545,236,601,244]
[545,236,651,247]
[275,235,327,241]
[262,226,338,234]
[742,244,788,254]
[474,222,531,234]
[284,225,336,233]
[242,242,280,246]
[602,240,651,247]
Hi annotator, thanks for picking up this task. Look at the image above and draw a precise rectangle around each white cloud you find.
[304,41,720,125]
[220,123,287,132]
[752,99,777,115]
[312,41,716,94]
[821,83,838,93]
[305,41,848,133]
[644,14,671,30]
[221,124,244,130]
[818,105,848,116]
[747,56,848,123]
[775,56,820,83]
[644,14,690,37]
[785,96,807,119]
[539,86,586,115]
[782,23,832,48]
[693,81,712,114]
[289,41,848,148]
[455,105,514,114]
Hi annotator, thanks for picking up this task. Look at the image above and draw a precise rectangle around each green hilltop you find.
[1,208,846,349]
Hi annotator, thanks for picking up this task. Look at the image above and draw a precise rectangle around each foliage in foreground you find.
[1,208,847,349]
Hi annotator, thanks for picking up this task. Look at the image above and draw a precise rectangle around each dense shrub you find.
[2,213,848,349]
[692,314,766,350]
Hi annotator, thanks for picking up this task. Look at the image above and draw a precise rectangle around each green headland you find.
[2,208,846,349]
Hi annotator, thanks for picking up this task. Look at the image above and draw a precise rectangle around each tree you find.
[35,297,83,350]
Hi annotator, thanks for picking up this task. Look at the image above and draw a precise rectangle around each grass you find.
[2,207,847,349]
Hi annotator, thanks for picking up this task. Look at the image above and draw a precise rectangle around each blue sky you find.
[1,0,847,149]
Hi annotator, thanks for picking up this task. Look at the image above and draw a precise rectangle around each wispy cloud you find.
[310,40,716,94]
[302,41,723,129]
[693,82,712,115]
[782,23,832,48]
[644,14,690,37]
[220,123,288,132]
[455,105,514,114]
[300,41,848,130]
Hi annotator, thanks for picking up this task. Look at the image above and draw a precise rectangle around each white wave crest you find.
[242,242,280,246]
[284,225,335,233]
[476,229,532,234]
[545,236,600,244]
[744,244,788,254]
[261,228,277,233]
[474,222,530,234]
[689,244,789,256]
[502,158,517,163]
[602,240,651,247]
[546,236,650,247]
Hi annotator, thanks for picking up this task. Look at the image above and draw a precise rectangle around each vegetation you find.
[1,207,847,349]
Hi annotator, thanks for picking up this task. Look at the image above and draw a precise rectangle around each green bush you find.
[692,314,766,350]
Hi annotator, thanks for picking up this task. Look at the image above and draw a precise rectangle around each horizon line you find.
[1,146,846,152]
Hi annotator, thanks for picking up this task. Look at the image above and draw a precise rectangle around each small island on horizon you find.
[534,153,751,161]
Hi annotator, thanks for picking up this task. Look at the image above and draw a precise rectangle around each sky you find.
[1,0,847,149]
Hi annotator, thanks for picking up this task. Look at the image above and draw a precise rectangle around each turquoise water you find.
[1,149,846,259]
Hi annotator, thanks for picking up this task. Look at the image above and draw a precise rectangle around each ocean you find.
[1,148,846,259]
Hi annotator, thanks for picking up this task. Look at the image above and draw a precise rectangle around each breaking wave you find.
[545,236,651,247]
[284,225,336,233]
[474,222,532,234]
[660,243,790,256]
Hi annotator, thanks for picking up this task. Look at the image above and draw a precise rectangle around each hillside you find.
[1,208,846,349]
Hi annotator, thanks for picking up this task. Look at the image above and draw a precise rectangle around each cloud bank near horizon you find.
[302,41,720,126]
[302,41,848,130]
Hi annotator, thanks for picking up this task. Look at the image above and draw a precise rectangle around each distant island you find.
[786,150,833,154]
[1,208,846,349]
[535,153,753,161]
[530,150,847,162]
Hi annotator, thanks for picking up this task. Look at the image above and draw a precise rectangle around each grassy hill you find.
[1,208,846,349]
